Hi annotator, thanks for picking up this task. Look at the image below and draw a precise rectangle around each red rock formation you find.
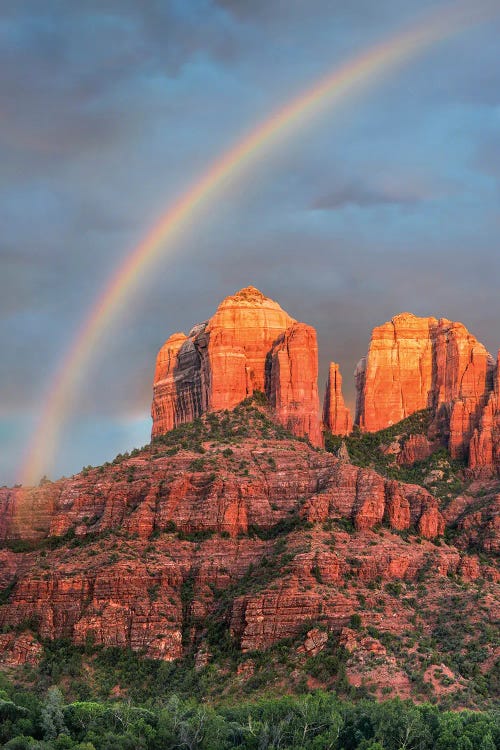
[0,408,455,661]
[356,313,437,431]
[0,632,42,667]
[202,286,294,408]
[297,627,328,656]
[300,462,444,538]
[323,362,353,436]
[356,312,496,464]
[267,323,322,446]
[151,332,202,437]
[469,351,500,475]
[151,287,322,444]
[397,434,433,466]
[0,485,57,541]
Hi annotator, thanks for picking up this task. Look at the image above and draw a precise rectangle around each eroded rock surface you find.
[152,287,322,444]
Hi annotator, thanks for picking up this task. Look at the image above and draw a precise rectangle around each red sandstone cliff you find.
[267,323,322,445]
[469,350,500,475]
[323,362,353,436]
[355,313,497,468]
[151,286,322,445]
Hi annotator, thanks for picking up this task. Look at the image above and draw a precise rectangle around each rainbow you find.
[19,1,496,486]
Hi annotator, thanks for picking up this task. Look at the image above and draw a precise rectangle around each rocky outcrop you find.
[0,419,443,546]
[0,632,43,667]
[356,313,437,431]
[323,362,353,436]
[229,530,467,653]
[355,312,496,466]
[0,485,57,541]
[301,464,444,538]
[150,331,202,436]
[151,287,322,444]
[0,408,496,699]
[397,434,434,466]
[469,351,500,475]
[267,323,322,445]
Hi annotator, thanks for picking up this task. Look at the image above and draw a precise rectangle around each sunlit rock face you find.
[151,286,322,445]
[355,312,497,469]
[469,350,500,475]
[267,322,322,446]
[322,362,352,436]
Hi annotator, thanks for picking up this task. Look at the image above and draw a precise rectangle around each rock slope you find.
[0,404,497,706]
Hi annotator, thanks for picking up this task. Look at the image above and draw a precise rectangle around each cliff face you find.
[469,351,500,475]
[323,362,353,436]
[0,417,444,547]
[267,323,322,445]
[151,287,322,445]
[356,313,437,432]
[355,313,497,468]
[151,298,499,472]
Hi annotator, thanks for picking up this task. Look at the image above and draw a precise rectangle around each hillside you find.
[0,399,498,713]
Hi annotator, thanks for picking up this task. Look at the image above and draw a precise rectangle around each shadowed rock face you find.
[355,312,498,470]
[151,286,322,445]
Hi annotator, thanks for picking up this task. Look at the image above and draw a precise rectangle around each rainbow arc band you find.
[19,2,498,487]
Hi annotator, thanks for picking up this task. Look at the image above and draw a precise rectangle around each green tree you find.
[41,687,67,740]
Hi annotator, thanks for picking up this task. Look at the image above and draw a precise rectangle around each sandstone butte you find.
[151,286,323,446]
[355,312,500,474]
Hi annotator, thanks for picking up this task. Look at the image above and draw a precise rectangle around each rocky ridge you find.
[1,289,499,706]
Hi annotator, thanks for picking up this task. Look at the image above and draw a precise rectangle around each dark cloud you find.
[311,180,431,210]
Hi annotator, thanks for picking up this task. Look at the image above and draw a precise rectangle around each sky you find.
[1,0,499,485]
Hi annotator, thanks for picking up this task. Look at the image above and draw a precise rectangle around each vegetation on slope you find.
[0,668,498,750]
[324,410,467,501]
[1,397,498,745]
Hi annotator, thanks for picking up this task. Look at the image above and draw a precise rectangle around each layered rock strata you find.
[0,409,496,684]
[468,351,500,475]
[267,323,322,445]
[0,426,449,660]
[355,313,497,468]
[151,287,322,445]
